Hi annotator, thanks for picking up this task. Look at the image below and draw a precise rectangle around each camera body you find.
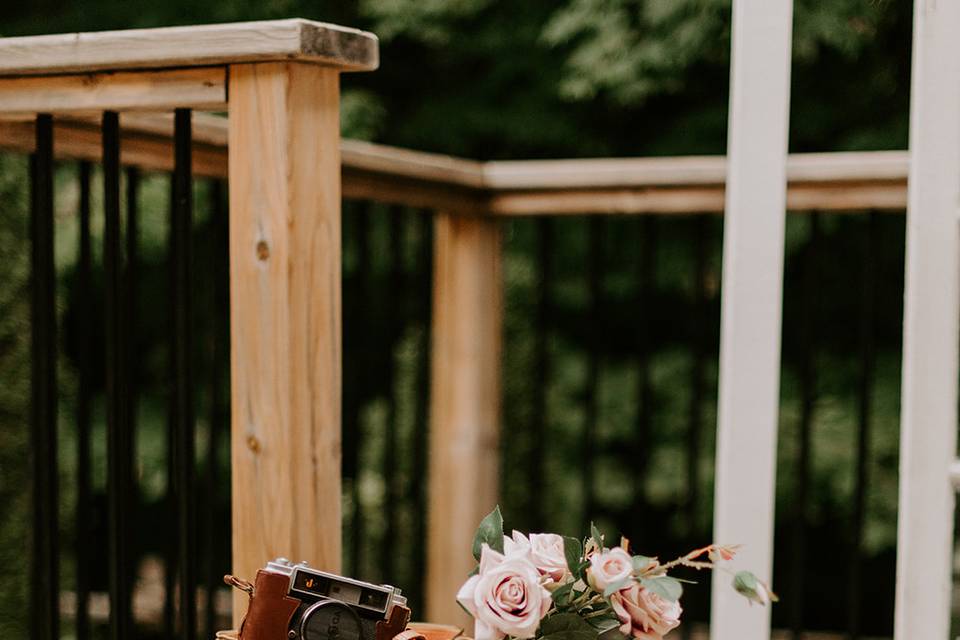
[231,558,414,640]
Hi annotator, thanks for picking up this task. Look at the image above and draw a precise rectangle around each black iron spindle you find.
[583,218,603,528]
[381,207,404,581]
[30,113,59,640]
[205,180,228,640]
[848,212,877,639]
[632,217,655,543]
[75,160,93,640]
[530,218,553,529]
[681,215,706,640]
[410,212,433,611]
[791,213,820,640]
[347,202,371,576]
[104,110,133,640]
[172,107,197,639]
[686,215,706,538]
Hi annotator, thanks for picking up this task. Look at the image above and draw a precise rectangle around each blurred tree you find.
[0,0,912,157]
[0,155,30,637]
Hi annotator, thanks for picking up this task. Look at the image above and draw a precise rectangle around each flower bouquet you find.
[457,507,775,640]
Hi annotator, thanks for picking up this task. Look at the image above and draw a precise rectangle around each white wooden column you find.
[710,1,793,639]
[894,1,960,638]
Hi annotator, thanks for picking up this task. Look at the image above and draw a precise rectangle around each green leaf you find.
[603,577,633,597]
[551,581,575,606]
[471,505,504,561]
[733,570,758,593]
[631,555,652,574]
[641,576,683,602]
[540,613,597,636]
[539,631,596,640]
[591,522,604,550]
[586,616,621,633]
[563,536,583,575]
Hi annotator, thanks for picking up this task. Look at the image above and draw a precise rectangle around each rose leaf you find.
[586,616,621,633]
[640,576,683,602]
[603,578,634,597]
[551,581,575,606]
[471,505,504,561]
[563,536,583,575]
[590,522,604,550]
[540,613,597,636]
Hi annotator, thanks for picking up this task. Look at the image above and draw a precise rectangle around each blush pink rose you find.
[610,583,682,640]
[456,544,551,640]
[588,547,633,591]
[504,531,569,582]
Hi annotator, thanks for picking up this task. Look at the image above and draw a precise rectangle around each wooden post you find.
[227,61,343,626]
[894,1,960,638]
[711,1,793,639]
[426,213,503,629]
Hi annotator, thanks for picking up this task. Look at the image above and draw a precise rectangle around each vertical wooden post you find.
[711,0,793,639]
[894,1,960,638]
[228,62,343,625]
[426,213,503,629]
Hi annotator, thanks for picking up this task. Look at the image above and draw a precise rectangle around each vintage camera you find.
[229,558,416,640]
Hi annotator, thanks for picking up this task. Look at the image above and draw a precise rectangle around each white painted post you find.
[710,0,793,639]
[893,1,960,639]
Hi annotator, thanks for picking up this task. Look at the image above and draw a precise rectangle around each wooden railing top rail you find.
[0,19,379,76]
[0,111,907,214]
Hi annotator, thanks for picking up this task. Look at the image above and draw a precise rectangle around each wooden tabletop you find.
[0,18,379,76]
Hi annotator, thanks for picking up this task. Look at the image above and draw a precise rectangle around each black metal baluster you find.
[346,202,371,576]
[30,113,58,640]
[583,218,603,529]
[681,215,707,640]
[172,108,197,640]
[791,213,820,640]
[848,212,877,639]
[530,218,553,529]
[381,207,404,581]
[686,215,706,539]
[410,212,433,612]
[104,110,133,640]
[75,160,93,640]
[205,180,228,640]
[632,217,656,543]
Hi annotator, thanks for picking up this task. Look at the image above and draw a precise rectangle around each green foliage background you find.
[0,0,917,638]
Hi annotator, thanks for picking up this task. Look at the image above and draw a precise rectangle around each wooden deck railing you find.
[0,112,910,216]
[0,10,952,640]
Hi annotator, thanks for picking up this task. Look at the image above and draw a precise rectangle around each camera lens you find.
[299,601,364,640]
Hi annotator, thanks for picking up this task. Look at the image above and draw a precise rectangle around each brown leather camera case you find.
[228,571,426,640]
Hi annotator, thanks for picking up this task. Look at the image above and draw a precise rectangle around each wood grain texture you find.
[425,213,502,629]
[0,18,377,76]
[228,62,342,627]
[0,67,226,115]
[0,117,226,177]
[0,113,909,213]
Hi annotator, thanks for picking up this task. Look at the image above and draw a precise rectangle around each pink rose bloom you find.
[456,544,551,640]
[588,547,633,591]
[504,531,569,582]
[610,584,682,640]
